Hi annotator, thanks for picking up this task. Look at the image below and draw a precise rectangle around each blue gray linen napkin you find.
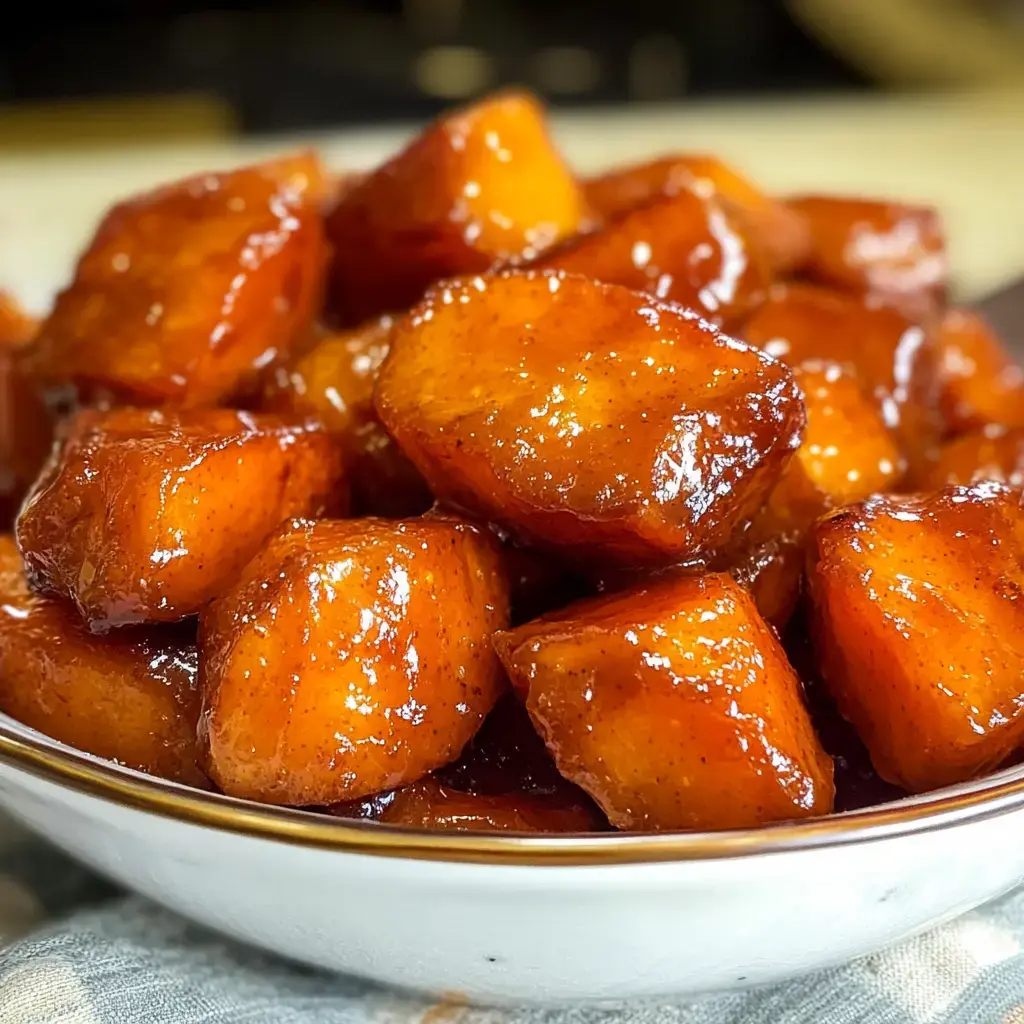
[1,815,1024,1024]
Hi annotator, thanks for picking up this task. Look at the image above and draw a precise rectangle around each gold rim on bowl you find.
[1,715,1023,866]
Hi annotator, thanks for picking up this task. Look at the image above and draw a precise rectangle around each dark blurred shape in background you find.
[0,1,868,137]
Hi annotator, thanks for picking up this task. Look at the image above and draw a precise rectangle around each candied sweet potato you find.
[23,158,326,406]
[934,308,1024,434]
[0,348,52,528]
[327,91,589,324]
[199,516,510,805]
[742,283,942,472]
[806,483,1024,793]
[0,536,204,785]
[17,408,344,630]
[0,292,37,347]
[262,317,431,517]
[918,425,1024,491]
[726,533,805,633]
[584,154,810,273]
[376,271,805,568]
[328,775,602,833]
[787,194,946,316]
[494,573,834,831]
[532,186,770,328]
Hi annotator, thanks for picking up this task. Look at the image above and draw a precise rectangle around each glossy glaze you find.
[23,157,325,406]
[807,483,1024,793]
[584,154,810,273]
[328,775,603,833]
[935,308,1024,434]
[262,316,432,517]
[494,573,834,831]
[198,516,509,805]
[0,536,204,785]
[533,186,770,328]
[16,408,345,630]
[787,195,947,310]
[376,271,805,568]
[920,425,1024,489]
[742,282,943,471]
[326,91,589,324]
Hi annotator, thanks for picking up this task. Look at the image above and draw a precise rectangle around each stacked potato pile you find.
[2,91,1023,834]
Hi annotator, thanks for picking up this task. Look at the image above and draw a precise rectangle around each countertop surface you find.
[0,89,1021,312]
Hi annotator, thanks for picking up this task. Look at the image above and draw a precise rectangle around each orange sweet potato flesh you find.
[262,317,432,517]
[742,283,943,474]
[22,157,326,406]
[0,535,205,786]
[198,516,510,805]
[532,186,770,328]
[326,91,589,325]
[0,351,52,529]
[787,195,947,311]
[16,408,345,631]
[725,362,904,630]
[328,775,603,833]
[584,154,810,273]
[935,308,1024,434]
[376,271,805,569]
[919,426,1024,490]
[495,573,834,831]
[806,483,1024,793]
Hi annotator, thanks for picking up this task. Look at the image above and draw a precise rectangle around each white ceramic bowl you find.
[2,712,1024,1004]
[4,105,1024,1004]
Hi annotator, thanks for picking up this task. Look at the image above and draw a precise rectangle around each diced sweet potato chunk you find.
[726,534,805,633]
[0,536,204,785]
[919,425,1024,490]
[0,348,52,528]
[742,283,942,472]
[935,308,1024,434]
[0,292,37,347]
[328,775,602,833]
[326,91,589,324]
[494,573,834,831]
[17,408,344,630]
[257,149,330,204]
[532,187,770,328]
[376,271,805,568]
[806,483,1024,792]
[199,516,510,805]
[22,158,326,406]
[725,361,903,630]
[787,195,947,311]
[584,154,810,273]
[262,317,431,517]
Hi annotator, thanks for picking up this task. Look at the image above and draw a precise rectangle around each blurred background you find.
[0,0,1022,147]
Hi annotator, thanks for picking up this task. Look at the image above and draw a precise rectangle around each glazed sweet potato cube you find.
[17,408,345,630]
[806,483,1024,793]
[0,536,204,785]
[742,283,943,472]
[257,149,330,204]
[726,533,805,633]
[262,317,432,517]
[22,157,326,406]
[376,271,805,568]
[584,154,810,273]
[328,775,603,833]
[0,291,37,347]
[0,348,52,528]
[918,425,1024,490]
[532,187,770,328]
[494,573,834,831]
[935,308,1024,434]
[326,91,589,325]
[199,516,509,805]
[787,194,947,310]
